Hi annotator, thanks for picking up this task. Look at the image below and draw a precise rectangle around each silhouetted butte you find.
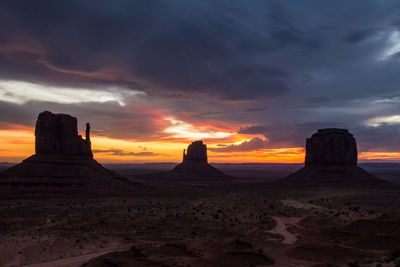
[283,128,386,186]
[0,111,139,198]
[171,141,231,180]
[35,111,93,158]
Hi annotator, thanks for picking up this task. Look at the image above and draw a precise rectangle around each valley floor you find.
[0,175,399,267]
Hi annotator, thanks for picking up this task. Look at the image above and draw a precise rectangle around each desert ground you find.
[0,163,399,267]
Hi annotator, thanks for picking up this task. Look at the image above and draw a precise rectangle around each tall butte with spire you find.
[283,128,386,186]
[34,111,93,159]
[0,111,139,198]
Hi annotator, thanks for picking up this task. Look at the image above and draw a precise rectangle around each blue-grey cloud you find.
[209,137,269,152]
[0,0,297,99]
[1,0,400,153]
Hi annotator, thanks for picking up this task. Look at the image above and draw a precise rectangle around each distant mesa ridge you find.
[284,128,386,186]
[0,111,138,197]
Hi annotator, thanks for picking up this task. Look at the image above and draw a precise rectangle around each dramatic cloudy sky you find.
[1,0,400,163]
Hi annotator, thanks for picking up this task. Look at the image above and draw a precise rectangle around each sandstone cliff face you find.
[183,140,207,163]
[0,111,138,197]
[284,128,385,187]
[305,128,357,166]
[35,111,93,158]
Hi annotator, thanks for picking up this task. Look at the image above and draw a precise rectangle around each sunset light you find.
[0,0,399,165]
[164,117,233,140]
[0,80,141,106]
[1,2,400,266]
[2,125,400,164]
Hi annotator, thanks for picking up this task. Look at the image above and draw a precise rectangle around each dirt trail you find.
[21,250,112,267]
[269,216,302,245]
[281,199,331,212]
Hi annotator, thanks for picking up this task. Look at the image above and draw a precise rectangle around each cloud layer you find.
[1,0,400,160]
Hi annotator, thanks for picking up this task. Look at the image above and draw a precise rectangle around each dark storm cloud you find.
[1,0,398,100]
[0,100,36,126]
[209,137,269,152]
[236,118,400,153]
[343,29,376,44]
[1,0,400,153]
[301,73,314,83]
[306,97,331,104]
[245,107,269,113]
[392,52,400,58]
[238,125,268,135]
[1,0,399,99]
[0,0,299,99]
[0,36,7,45]
[353,124,400,151]
[0,99,170,141]
[238,122,347,149]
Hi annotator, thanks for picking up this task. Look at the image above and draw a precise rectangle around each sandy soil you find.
[22,250,113,267]
[268,216,304,245]
[0,179,399,267]
[281,199,332,212]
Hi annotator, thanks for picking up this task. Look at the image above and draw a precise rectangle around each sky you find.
[1,0,400,163]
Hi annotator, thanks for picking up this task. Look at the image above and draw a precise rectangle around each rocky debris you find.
[35,111,93,158]
[305,128,357,166]
[0,111,139,198]
[170,140,231,180]
[283,165,384,187]
[283,129,386,187]
[84,240,275,267]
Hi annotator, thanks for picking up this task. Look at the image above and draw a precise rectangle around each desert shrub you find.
[352,206,360,212]
[347,260,360,267]
[390,250,400,260]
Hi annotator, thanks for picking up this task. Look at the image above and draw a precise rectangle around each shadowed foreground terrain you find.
[1,126,399,266]
[0,164,399,267]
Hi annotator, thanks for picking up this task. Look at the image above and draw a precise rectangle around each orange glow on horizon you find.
[0,126,400,164]
[359,151,400,161]
[0,127,35,162]
[208,147,305,163]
